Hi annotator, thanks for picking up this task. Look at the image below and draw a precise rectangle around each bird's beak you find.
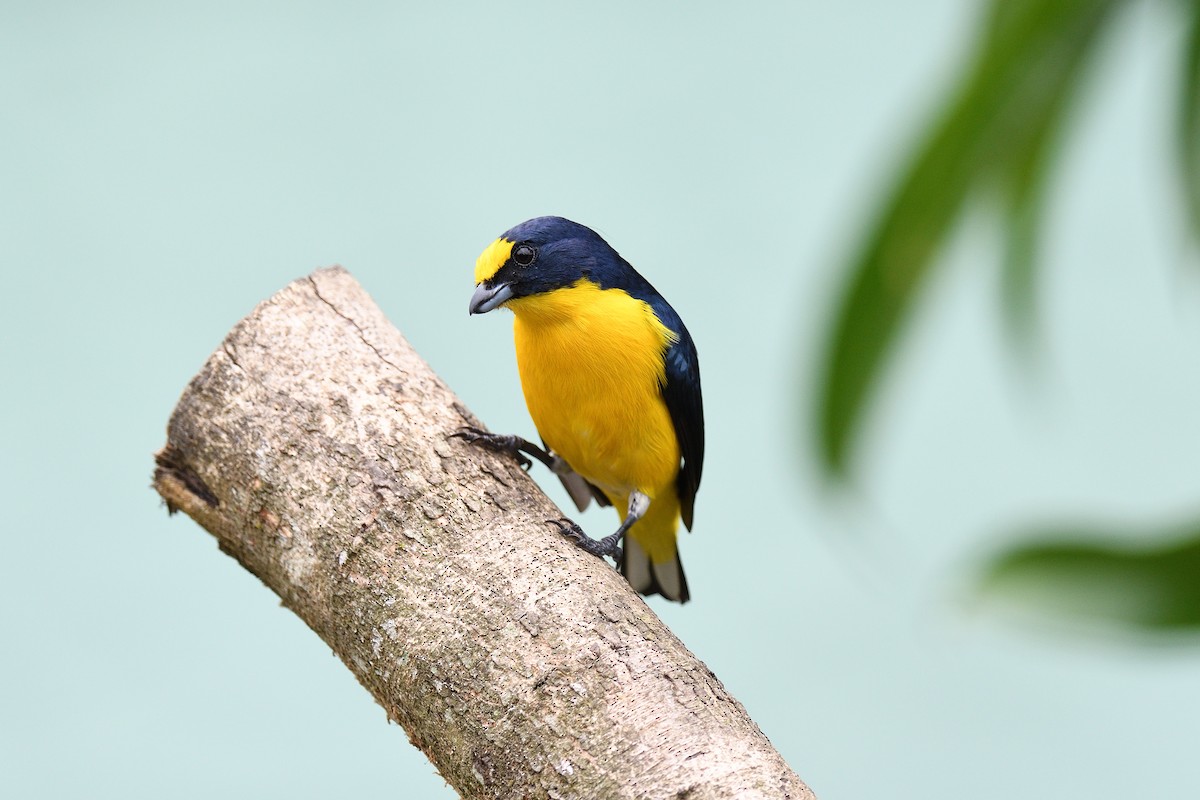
[469,281,514,315]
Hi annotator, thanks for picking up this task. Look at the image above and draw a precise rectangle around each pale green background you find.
[4,2,1199,798]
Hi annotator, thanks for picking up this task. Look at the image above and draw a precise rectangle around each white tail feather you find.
[623,536,653,594]
[651,558,685,602]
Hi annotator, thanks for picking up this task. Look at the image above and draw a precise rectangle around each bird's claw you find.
[547,519,622,564]
[451,426,533,470]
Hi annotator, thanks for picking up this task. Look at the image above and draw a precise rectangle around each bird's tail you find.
[621,535,690,604]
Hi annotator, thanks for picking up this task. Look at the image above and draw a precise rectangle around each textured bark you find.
[153,266,813,800]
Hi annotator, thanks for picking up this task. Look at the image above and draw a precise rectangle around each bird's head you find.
[469,216,623,315]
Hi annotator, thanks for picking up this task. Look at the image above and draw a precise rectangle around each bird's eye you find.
[512,243,537,267]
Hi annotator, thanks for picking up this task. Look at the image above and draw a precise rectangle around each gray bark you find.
[153,266,814,800]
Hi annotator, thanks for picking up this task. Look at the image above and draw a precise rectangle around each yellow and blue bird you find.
[459,216,704,603]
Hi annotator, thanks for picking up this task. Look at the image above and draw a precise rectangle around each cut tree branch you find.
[153,266,813,800]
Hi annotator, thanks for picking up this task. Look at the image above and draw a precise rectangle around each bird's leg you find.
[550,491,649,565]
[450,426,556,472]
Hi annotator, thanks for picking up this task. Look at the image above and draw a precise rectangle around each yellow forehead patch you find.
[474,238,514,284]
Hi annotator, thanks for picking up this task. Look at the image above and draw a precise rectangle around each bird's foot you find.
[547,519,623,565]
[450,426,533,470]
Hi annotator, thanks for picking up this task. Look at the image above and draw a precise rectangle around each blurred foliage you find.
[818,0,1115,476]
[816,0,1200,475]
[981,524,1200,630]
[817,0,1200,632]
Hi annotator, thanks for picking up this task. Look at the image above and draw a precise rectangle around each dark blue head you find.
[469,216,644,314]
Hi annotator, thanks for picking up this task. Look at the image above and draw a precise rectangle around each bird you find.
[457,216,704,603]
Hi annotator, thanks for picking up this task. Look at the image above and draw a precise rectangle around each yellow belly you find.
[509,280,680,502]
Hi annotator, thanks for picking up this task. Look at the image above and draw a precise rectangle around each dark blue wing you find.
[653,301,704,530]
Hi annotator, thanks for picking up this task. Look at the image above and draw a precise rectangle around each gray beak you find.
[469,282,514,315]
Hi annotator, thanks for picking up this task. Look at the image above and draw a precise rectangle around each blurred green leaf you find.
[816,0,1120,477]
[1181,0,1200,237]
[980,523,1200,630]
[996,0,1103,346]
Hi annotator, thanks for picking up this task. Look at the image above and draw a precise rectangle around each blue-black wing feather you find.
[648,297,704,530]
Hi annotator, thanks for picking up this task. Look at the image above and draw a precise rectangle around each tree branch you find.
[152,266,813,800]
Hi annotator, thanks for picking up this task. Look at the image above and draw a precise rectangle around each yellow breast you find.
[508,279,680,500]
